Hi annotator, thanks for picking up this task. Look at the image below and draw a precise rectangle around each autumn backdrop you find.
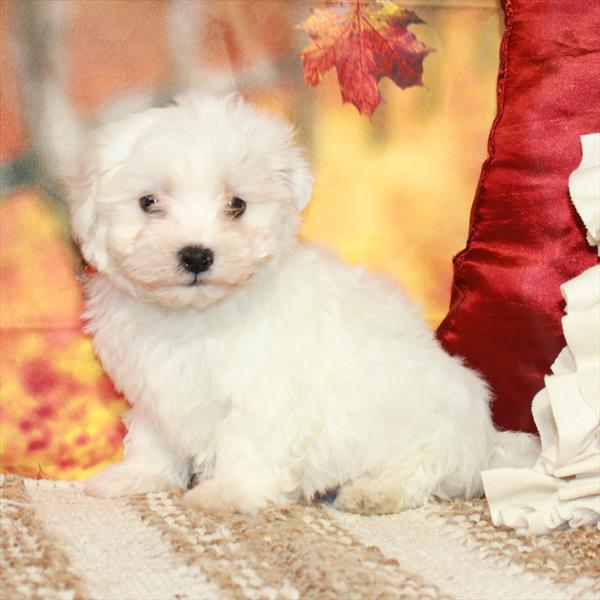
[0,0,503,479]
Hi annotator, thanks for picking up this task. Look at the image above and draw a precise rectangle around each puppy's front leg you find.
[182,420,296,514]
[182,476,283,514]
[84,409,189,498]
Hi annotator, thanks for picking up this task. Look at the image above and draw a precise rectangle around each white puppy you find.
[70,94,538,514]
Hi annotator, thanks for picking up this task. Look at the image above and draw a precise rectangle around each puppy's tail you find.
[489,430,540,469]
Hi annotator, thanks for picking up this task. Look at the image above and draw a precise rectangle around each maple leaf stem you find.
[354,0,369,108]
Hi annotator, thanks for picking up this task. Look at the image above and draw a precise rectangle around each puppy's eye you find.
[139,194,159,213]
[226,197,246,219]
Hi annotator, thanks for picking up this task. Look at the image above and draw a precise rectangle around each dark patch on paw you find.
[188,472,202,490]
[313,487,339,503]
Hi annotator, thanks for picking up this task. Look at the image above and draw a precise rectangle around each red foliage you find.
[300,0,431,117]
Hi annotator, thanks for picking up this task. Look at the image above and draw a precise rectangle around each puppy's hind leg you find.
[334,453,443,515]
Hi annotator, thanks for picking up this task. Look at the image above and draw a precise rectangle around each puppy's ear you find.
[274,135,314,213]
[287,151,313,213]
[66,109,162,270]
[67,154,110,271]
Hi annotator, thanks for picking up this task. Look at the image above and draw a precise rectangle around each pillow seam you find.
[440,0,514,335]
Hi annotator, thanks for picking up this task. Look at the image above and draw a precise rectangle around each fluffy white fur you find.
[70,94,538,514]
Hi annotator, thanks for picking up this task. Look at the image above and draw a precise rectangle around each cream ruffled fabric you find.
[482,133,600,535]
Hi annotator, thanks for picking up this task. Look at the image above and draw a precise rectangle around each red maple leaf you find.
[300,0,432,117]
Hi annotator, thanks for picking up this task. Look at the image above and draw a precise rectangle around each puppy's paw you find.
[181,479,269,514]
[84,463,180,498]
[334,479,406,515]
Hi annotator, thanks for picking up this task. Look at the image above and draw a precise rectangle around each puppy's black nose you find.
[178,246,214,274]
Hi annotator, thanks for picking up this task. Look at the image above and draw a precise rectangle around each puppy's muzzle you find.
[178,246,214,274]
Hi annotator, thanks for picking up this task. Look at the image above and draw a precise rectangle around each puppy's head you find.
[69,94,312,309]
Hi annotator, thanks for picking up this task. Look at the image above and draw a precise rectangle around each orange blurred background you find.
[0,0,502,479]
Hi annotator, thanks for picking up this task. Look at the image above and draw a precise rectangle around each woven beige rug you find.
[1,475,598,600]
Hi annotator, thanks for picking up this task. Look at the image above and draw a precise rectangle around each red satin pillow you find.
[437,0,599,433]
